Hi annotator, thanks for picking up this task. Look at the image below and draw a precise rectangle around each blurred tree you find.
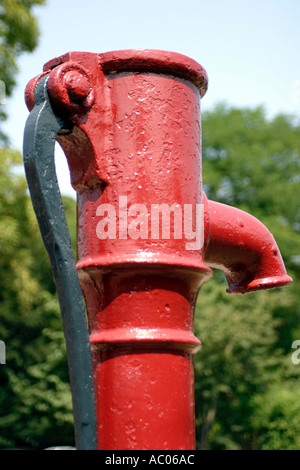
[194,104,300,449]
[0,148,75,448]
[0,0,74,448]
[0,0,46,143]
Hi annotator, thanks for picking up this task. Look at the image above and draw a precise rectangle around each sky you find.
[2,0,300,197]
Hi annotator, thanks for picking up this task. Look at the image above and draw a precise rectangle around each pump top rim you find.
[42,49,209,98]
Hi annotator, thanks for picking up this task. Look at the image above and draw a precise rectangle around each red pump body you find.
[25,50,292,450]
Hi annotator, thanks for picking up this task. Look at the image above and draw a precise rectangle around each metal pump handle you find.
[23,75,97,450]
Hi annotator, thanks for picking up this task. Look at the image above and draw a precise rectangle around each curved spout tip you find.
[226,274,293,295]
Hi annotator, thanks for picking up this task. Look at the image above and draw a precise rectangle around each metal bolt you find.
[64,71,91,103]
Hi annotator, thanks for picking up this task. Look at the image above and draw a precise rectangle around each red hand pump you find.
[24,50,292,450]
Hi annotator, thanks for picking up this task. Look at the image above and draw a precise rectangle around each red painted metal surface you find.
[25,49,292,450]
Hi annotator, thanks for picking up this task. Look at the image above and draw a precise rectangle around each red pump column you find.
[25,49,292,450]
[69,50,211,450]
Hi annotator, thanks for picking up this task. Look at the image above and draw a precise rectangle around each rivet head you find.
[65,72,91,103]
[47,61,95,116]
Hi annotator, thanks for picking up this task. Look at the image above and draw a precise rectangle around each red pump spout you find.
[204,194,292,294]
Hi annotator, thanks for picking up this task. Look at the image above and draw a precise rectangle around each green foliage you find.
[0,0,46,94]
[194,104,300,449]
[0,0,46,142]
[202,104,300,227]
[251,380,300,450]
[0,148,75,448]
[0,0,76,448]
